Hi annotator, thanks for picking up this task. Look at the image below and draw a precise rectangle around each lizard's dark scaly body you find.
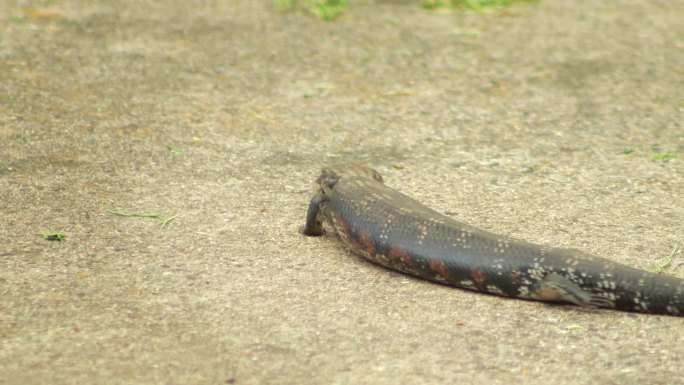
[304,165,684,316]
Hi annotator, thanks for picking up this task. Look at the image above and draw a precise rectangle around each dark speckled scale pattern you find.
[304,165,684,316]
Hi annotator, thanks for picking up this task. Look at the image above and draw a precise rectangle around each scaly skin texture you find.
[303,165,684,316]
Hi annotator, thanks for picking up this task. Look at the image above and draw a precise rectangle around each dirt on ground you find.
[1,0,683,384]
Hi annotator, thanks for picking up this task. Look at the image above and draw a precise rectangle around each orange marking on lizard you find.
[428,258,452,280]
[471,267,487,287]
[359,230,376,256]
[334,212,351,237]
[334,213,363,252]
[388,246,413,267]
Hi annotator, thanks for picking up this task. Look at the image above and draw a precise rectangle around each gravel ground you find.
[1,0,683,384]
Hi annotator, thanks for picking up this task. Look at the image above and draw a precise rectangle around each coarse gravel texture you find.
[1,0,683,384]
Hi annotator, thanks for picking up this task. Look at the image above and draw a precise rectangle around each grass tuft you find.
[107,209,178,228]
[277,0,348,20]
[651,245,678,274]
[651,151,676,162]
[41,231,66,241]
